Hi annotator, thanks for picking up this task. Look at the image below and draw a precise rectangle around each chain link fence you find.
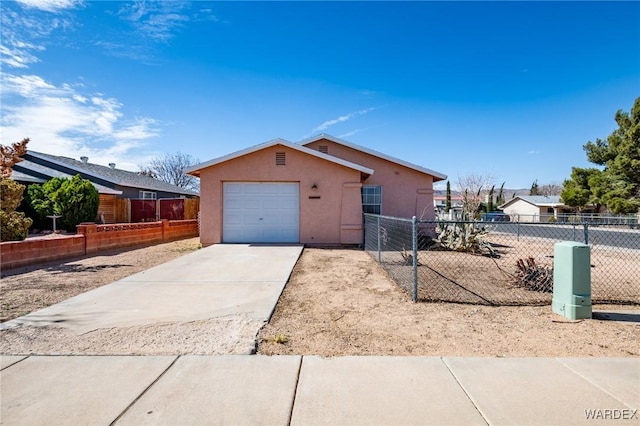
[364,214,640,306]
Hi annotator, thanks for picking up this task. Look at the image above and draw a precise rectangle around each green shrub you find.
[25,175,99,232]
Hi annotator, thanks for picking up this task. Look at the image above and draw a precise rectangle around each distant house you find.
[499,195,572,222]
[186,134,446,246]
[11,151,198,223]
[433,194,464,219]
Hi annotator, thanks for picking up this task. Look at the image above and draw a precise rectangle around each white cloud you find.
[0,3,162,170]
[1,73,159,171]
[0,44,41,68]
[0,3,76,70]
[2,74,56,96]
[15,0,82,13]
[313,107,376,132]
[117,1,190,43]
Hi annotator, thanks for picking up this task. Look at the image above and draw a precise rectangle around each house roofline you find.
[185,138,375,176]
[27,151,196,196]
[13,161,123,195]
[498,196,567,210]
[299,133,447,181]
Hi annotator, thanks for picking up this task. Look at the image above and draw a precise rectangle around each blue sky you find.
[1,1,638,190]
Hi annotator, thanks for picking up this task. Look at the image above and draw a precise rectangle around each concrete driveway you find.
[1,244,303,355]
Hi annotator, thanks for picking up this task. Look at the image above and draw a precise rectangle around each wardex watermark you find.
[585,409,638,421]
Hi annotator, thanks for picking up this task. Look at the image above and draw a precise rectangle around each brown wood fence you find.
[98,197,198,223]
[185,198,200,220]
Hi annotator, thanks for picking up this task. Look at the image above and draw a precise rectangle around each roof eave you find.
[185,138,374,176]
[300,133,447,181]
[28,151,197,196]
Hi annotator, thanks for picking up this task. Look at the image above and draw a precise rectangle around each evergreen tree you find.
[562,97,640,214]
[486,185,495,212]
[530,180,540,195]
[496,182,505,205]
[445,180,451,212]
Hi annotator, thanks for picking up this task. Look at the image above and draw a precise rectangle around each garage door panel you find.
[262,199,281,209]
[225,184,243,194]
[223,182,299,243]
[224,214,243,225]
[280,198,298,209]
[242,214,263,225]
[243,199,262,209]
[260,183,281,194]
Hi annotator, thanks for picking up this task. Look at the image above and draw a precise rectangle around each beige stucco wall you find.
[502,199,541,222]
[198,145,363,246]
[305,139,437,220]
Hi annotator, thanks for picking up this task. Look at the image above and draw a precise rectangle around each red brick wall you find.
[79,222,164,254]
[0,235,85,270]
[0,220,199,271]
[164,220,199,241]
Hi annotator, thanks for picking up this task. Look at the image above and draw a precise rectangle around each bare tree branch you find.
[456,172,495,219]
[141,152,199,191]
[539,182,563,196]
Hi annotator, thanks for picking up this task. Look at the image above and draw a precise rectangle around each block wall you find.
[1,220,199,271]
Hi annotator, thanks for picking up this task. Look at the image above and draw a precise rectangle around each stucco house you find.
[186,134,446,246]
[499,195,572,222]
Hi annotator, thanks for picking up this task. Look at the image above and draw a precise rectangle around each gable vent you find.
[275,152,286,166]
[319,145,329,154]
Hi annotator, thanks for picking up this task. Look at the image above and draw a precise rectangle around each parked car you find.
[481,212,511,222]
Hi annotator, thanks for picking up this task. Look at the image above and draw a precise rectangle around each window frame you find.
[361,185,382,215]
[139,190,157,200]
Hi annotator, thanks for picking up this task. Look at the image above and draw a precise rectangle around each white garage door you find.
[223,182,300,243]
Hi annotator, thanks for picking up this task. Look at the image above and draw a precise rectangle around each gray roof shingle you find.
[26,151,198,196]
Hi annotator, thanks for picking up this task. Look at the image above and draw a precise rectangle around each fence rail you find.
[364,214,640,306]
[504,213,639,227]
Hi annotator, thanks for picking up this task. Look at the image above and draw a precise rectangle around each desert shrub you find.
[0,210,32,241]
[567,215,580,223]
[26,175,99,232]
[547,216,557,223]
[1,178,25,212]
[436,222,491,254]
[0,138,33,241]
[0,178,33,241]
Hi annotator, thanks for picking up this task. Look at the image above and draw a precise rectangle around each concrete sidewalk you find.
[1,355,638,425]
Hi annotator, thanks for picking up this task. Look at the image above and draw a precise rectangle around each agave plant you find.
[436,222,491,254]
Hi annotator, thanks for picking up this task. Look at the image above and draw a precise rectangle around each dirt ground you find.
[1,241,638,357]
[258,248,639,357]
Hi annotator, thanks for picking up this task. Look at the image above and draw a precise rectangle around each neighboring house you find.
[11,151,198,223]
[433,194,464,219]
[186,134,446,246]
[499,195,573,222]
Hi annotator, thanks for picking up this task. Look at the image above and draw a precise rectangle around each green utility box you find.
[552,241,592,320]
